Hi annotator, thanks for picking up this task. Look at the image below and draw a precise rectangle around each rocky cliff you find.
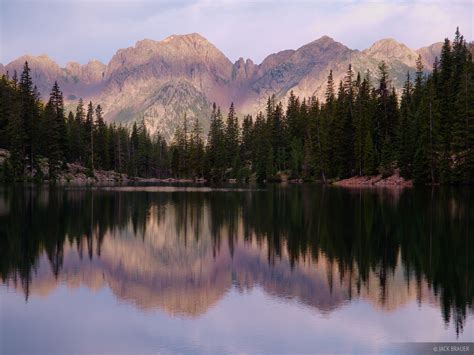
[2,34,442,140]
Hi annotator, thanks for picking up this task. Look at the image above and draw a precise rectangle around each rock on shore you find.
[55,163,129,185]
[333,170,413,188]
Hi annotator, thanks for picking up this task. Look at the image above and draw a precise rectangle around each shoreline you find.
[332,173,413,188]
[0,159,423,188]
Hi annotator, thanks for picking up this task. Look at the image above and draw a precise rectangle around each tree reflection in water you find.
[0,185,472,335]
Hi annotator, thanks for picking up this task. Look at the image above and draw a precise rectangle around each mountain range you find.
[16,205,437,318]
[1,33,444,140]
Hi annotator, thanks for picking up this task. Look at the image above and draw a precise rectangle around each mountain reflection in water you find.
[0,185,472,337]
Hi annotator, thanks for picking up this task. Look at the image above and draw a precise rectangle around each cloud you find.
[1,0,472,66]
[308,1,472,50]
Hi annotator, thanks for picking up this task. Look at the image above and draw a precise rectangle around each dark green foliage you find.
[84,101,94,172]
[44,81,66,177]
[1,29,473,184]
[1,185,473,335]
[3,62,41,178]
[397,72,415,177]
[413,79,441,184]
[189,117,205,178]
[252,112,269,181]
[224,103,241,177]
[0,65,170,181]
[94,105,108,170]
[354,73,374,176]
[205,104,226,181]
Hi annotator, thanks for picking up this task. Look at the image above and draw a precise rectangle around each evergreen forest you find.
[1,28,473,185]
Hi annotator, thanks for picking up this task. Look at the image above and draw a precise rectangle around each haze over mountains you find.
[1,33,444,140]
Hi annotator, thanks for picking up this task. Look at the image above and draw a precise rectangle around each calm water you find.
[0,185,473,354]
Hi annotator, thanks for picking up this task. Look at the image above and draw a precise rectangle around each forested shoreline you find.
[0,28,473,184]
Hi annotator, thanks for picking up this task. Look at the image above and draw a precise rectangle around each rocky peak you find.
[232,57,256,83]
[5,54,63,96]
[416,42,443,70]
[105,33,233,83]
[257,49,295,76]
[134,38,159,50]
[4,32,446,141]
[305,35,338,48]
[162,33,212,46]
[294,35,353,63]
[7,54,61,74]
[299,35,348,52]
[65,60,106,85]
[363,38,418,67]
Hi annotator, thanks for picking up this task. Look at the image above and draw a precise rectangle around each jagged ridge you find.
[1,34,443,140]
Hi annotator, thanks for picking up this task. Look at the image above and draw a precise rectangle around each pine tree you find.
[374,62,399,173]
[18,62,37,174]
[398,72,415,177]
[206,104,226,181]
[253,112,269,181]
[307,97,322,180]
[45,81,66,177]
[66,111,75,162]
[286,91,300,141]
[413,79,441,184]
[451,41,474,183]
[128,122,139,176]
[74,99,86,164]
[224,103,240,177]
[374,61,390,161]
[342,65,356,176]
[363,131,376,175]
[85,101,94,172]
[438,38,454,183]
[413,54,425,107]
[270,102,287,172]
[290,136,303,178]
[107,124,117,171]
[94,105,108,169]
[240,114,254,176]
[325,70,335,105]
[333,81,348,177]
[189,117,204,178]
[7,93,24,177]
[318,70,336,181]
[136,118,152,177]
[354,75,372,176]
[116,125,129,174]
[0,74,15,149]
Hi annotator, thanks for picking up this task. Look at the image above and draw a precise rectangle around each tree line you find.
[0,64,169,180]
[170,28,474,184]
[1,186,472,334]
[1,28,473,184]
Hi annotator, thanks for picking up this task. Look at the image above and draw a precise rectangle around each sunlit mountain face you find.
[1,185,472,340]
[1,34,448,140]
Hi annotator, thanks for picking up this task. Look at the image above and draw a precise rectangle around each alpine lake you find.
[1,184,473,354]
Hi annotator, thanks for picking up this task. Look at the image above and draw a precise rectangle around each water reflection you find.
[0,185,472,336]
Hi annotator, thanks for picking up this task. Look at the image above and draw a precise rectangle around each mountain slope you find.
[3,34,442,140]
[416,42,443,70]
[4,55,106,101]
[363,38,419,67]
[95,33,232,137]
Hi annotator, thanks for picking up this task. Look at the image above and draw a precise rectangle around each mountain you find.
[16,210,437,317]
[98,33,234,137]
[3,54,106,101]
[2,34,442,140]
[416,42,443,70]
[363,38,419,67]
